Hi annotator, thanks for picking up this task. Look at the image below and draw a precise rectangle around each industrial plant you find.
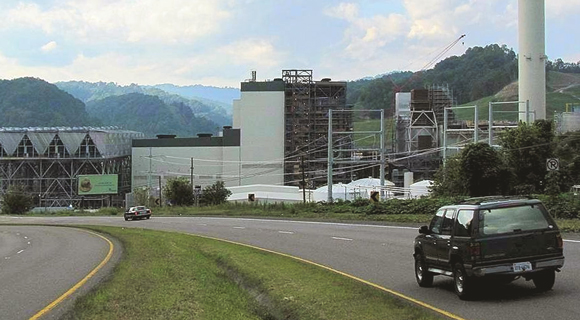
[3,0,579,207]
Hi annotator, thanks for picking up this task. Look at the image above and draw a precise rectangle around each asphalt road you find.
[2,215,579,320]
[0,225,112,320]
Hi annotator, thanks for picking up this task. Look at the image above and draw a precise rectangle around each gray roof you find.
[0,127,144,158]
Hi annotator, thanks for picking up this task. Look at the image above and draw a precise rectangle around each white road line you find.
[17,250,24,254]
[24,236,28,239]
[332,237,353,241]
[233,227,246,229]
[198,217,417,230]
[198,224,207,226]
[278,231,294,234]
[27,242,31,245]
[564,239,580,243]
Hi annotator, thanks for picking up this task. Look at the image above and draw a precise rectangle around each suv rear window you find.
[479,205,550,235]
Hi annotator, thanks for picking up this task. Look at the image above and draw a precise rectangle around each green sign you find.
[78,175,118,195]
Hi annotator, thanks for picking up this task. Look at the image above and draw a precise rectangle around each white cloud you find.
[546,0,580,18]
[218,39,285,68]
[325,3,410,60]
[41,41,58,53]
[3,0,234,44]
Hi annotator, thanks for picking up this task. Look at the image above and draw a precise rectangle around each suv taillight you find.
[468,242,481,260]
[556,234,564,249]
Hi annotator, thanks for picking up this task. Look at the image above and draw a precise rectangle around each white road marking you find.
[278,231,294,234]
[198,224,207,226]
[28,242,31,245]
[233,227,246,229]
[198,217,417,230]
[564,239,580,243]
[17,250,24,254]
[4,257,10,260]
[24,236,28,239]
[332,237,353,241]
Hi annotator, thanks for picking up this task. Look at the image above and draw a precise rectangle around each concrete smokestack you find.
[518,0,546,122]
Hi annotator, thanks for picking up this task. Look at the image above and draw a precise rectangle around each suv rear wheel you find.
[533,269,555,291]
[454,262,474,300]
[414,254,433,287]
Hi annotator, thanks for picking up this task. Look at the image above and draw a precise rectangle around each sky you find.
[0,0,579,88]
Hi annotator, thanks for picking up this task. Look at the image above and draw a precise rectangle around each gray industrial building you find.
[0,127,143,208]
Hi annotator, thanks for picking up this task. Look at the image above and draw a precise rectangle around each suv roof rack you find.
[460,195,535,205]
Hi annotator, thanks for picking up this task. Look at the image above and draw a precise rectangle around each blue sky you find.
[0,0,578,88]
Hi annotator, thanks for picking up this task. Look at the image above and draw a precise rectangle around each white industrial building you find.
[131,79,288,192]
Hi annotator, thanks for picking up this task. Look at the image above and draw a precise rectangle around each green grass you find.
[353,119,394,148]
[65,226,444,320]
[27,203,433,225]
[456,80,580,122]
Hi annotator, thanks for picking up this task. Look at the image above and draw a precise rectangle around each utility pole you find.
[148,147,152,205]
[190,157,194,194]
[301,155,306,204]
[380,109,385,198]
[158,175,162,207]
[327,109,333,203]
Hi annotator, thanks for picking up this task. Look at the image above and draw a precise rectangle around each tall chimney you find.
[518,0,546,122]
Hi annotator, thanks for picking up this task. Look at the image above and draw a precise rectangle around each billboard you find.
[78,174,118,195]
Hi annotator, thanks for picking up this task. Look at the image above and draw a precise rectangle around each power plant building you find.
[132,70,353,192]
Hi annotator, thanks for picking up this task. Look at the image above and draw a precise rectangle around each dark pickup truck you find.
[413,197,564,299]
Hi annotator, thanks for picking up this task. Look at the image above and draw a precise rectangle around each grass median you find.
[64,226,445,320]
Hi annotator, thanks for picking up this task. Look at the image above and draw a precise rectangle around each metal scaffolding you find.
[0,127,143,208]
[282,70,352,187]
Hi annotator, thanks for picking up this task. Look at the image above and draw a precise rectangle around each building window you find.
[45,135,70,158]
[15,135,38,157]
[75,135,101,158]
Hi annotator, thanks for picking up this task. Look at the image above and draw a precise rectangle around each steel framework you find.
[282,70,352,187]
[0,128,141,208]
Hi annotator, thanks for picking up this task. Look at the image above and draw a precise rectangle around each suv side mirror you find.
[419,226,430,235]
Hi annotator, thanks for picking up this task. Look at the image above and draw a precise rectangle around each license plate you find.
[513,262,532,272]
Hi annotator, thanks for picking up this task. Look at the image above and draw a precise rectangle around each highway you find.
[0,225,113,320]
[1,215,579,320]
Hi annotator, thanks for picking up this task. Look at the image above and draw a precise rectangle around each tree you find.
[133,186,155,207]
[499,120,555,193]
[460,143,508,196]
[431,154,468,196]
[163,177,194,206]
[1,185,34,215]
[432,143,507,197]
[200,181,232,206]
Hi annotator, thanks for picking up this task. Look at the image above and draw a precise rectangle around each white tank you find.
[518,0,546,121]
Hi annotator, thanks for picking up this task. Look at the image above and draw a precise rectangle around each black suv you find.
[413,197,564,299]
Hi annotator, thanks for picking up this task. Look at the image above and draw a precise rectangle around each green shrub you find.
[1,185,34,215]
[537,193,580,219]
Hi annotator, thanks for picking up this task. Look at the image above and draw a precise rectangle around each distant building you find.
[0,127,143,208]
[131,129,243,191]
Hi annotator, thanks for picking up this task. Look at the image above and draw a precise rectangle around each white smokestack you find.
[518,0,546,122]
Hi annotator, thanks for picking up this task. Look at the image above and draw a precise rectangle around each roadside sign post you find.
[546,158,560,171]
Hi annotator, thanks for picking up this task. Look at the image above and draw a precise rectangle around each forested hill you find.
[347,44,579,115]
[56,81,231,127]
[86,93,219,137]
[0,77,92,127]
